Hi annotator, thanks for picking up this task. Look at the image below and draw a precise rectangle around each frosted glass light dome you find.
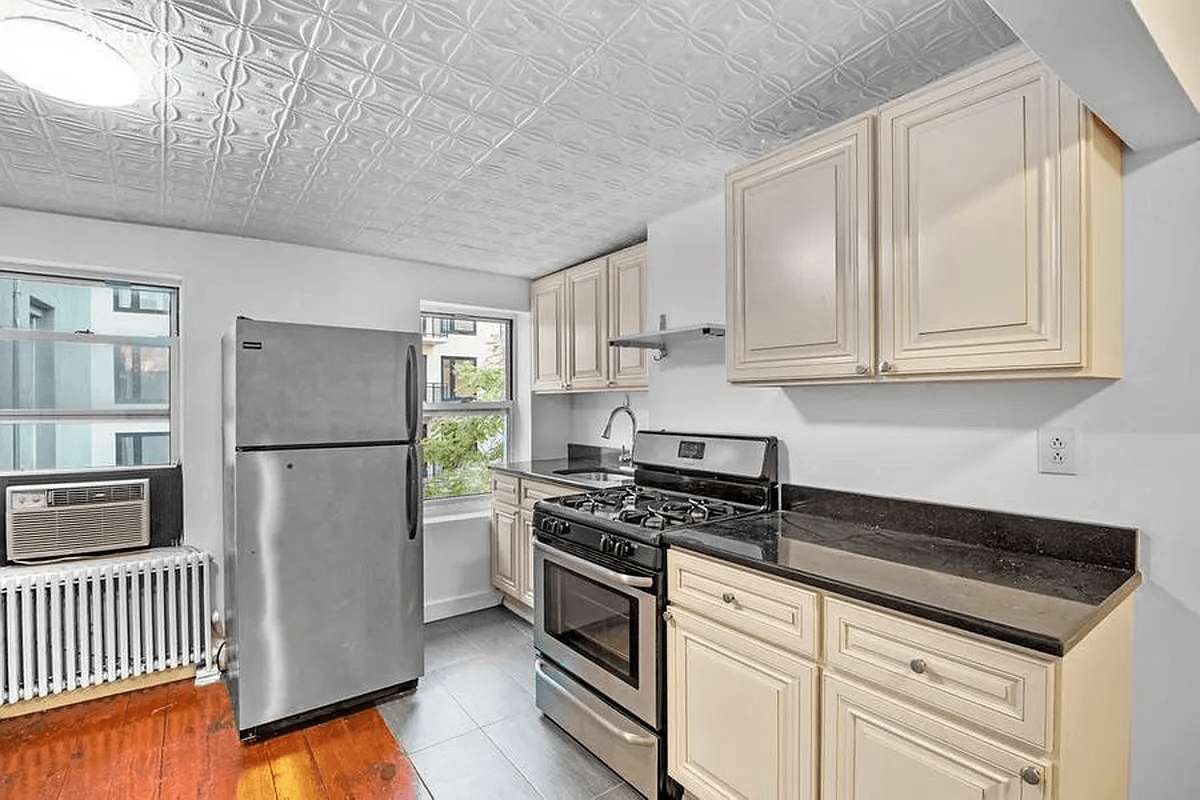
[0,17,139,107]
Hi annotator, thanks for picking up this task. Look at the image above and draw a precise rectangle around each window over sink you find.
[421,311,511,500]
[0,266,179,472]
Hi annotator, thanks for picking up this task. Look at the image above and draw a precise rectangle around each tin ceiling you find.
[0,0,1016,277]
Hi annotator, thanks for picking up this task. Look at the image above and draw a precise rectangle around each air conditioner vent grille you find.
[48,483,144,506]
[7,479,150,562]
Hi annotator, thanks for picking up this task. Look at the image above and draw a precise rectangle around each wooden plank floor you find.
[0,680,424,799]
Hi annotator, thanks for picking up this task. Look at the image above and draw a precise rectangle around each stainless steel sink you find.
[555,471,628,484]
[551,466,634,484]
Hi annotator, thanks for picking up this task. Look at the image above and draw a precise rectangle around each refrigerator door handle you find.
[405,344,419,443]
[406,446,420,540]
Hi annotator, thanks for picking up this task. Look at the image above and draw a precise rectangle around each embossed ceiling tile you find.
[171,0,246,56]
[472,0,593,66]
[396,0,473,61]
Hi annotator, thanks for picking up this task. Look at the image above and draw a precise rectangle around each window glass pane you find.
[0,341,169,410]
[0,275,175,336]
[422,412,507,499]
[421,314,509,403]
[0,420,169,471]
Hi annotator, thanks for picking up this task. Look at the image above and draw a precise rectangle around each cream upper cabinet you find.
[667,606,816,800]
[607,244,649,388]
[727,115,875,382]
[531,242,648,394]
[877,50,1121,378]
[822,675,1047,800]
[565,257,609,391]
[530,271,566,392]
[726,48,1122,384]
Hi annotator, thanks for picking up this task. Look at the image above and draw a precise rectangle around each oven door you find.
[533,538,659,728]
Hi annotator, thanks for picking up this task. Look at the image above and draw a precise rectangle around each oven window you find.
[543,561,639,687]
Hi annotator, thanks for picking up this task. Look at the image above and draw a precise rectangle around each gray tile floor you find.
[377,605,644,800]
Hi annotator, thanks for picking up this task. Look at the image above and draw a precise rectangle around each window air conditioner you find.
[6,478,150,563]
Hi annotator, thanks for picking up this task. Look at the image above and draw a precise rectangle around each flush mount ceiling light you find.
[0,16,139,106]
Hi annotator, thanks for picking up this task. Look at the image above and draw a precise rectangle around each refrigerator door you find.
[234,319,422,448]
[231,443,423,732]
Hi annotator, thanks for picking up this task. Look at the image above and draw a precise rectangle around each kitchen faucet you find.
[600,395,638,465]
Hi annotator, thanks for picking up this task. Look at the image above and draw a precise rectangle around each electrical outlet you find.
[1038,426,1077,475]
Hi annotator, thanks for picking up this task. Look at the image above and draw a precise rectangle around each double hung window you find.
[0,268,179,472]
[420,312,511,499]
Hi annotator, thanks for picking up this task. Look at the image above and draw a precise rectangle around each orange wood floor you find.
[0,680,423,799]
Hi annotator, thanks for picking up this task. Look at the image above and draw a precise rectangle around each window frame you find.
[0,264,181,474]
[112,286,171,315]
[115,431,171,466]
[421,311,514,501]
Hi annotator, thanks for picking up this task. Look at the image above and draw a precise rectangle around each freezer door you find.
[234,319,422,448]
[231,444,423,732]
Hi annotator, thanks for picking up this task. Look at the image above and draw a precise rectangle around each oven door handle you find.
[535,660,657,747]
[534,539,654,589]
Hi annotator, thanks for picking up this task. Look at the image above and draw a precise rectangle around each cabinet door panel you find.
[823,675,1046,800]
[727,116,874,382]
[608,244,648,388]
[531,273,566,391]
[491,506,520,598]
[667,607,816,800]
[879,54,1082,374]
[519,510,535,607]
[566,258,609,390]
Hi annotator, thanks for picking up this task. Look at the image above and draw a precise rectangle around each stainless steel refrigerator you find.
[222,318,424,738]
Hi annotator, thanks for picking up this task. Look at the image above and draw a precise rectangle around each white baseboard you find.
[425,589,502,622]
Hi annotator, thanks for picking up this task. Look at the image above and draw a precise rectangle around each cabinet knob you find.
[855,364,869,375]
[879,361,893,373]
[721,592,736,604]
[663,609,674,623]
[909,658,927,674]
[1019,767,1042,786]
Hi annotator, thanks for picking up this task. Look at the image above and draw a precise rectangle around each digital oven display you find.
[677,441,706,460]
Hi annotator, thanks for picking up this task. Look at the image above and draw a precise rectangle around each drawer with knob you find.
[490,471,520,507]
[667,549,817,658]
[823,597,1055,750]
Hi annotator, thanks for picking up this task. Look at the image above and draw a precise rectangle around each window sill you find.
[424,493,492,522]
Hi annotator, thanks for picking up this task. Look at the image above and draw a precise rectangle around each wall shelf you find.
[608,324,725,359]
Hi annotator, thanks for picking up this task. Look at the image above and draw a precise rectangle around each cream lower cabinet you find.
[489,470,579,610]
[822,675,1046,800]
[666,606,816,800]
[666,549,1135,800]
[518,510,535,607]
[490,504,520,598]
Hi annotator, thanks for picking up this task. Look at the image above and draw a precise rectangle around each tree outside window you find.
[421,313,510,499]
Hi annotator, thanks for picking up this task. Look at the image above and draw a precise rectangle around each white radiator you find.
[0,547,212,705]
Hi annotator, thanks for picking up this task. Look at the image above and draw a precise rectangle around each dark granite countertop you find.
[664,488,1140,656]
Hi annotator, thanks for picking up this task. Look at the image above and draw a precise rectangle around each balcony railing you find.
[422,317,477,339]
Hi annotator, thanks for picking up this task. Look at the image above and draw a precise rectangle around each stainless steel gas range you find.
[531,431,778,800]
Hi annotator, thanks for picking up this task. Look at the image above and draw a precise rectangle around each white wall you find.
[0,206,530,618]
[601,146,1198,799]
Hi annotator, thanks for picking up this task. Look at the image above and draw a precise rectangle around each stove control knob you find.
[599,534,614,553]
[615,540,635,557]
[541,518,567,536]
